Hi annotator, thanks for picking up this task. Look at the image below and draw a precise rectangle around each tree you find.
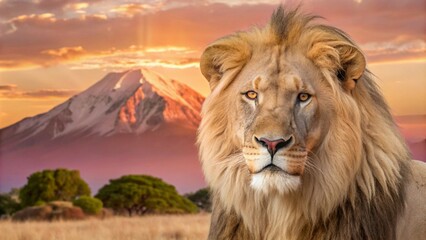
[20,169,91,207]
[0,194,21,216]
[73,196,103,215]
[96,175,198,216]
[185,188,211,212]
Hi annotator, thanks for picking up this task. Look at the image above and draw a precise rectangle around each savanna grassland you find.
[0,214,210,240]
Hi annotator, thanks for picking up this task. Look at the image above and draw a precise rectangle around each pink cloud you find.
[0,0,101,20]
[0,1,424,70]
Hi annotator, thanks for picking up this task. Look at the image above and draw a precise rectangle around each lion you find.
[197,6,426,240]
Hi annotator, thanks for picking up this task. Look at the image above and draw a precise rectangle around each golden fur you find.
[198,6,426,240]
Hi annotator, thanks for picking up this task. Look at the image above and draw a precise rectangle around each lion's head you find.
[198,6,410,239]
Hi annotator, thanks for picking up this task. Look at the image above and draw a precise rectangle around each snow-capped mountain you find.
[0,68,205,193]
[0,68,203,148]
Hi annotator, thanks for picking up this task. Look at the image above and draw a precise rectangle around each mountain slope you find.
[0,68,205,193]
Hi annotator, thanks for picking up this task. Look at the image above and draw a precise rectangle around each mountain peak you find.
[113,69,143,91]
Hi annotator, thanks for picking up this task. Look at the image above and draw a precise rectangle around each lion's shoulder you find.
[397,160,426,240]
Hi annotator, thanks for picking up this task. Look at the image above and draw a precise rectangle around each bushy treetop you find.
[20,169,90,207]
[96,175,197,215]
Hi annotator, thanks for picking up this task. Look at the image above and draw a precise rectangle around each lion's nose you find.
[255,136,293,157]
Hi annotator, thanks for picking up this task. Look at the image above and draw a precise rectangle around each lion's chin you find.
[250,170,301,195]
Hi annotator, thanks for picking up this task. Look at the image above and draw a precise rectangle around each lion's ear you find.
[307,31,366,92]
[200,37,251,90]
[335,44,366,91]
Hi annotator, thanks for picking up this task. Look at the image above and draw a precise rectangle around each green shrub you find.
[185,188,211,212]
[73,196,103,215]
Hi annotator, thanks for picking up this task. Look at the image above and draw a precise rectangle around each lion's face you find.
[232,50,332,193]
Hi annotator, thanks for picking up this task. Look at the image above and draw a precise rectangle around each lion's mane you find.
[197,6,411,240]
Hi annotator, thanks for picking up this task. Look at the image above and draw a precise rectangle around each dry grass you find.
[0,214,211,240]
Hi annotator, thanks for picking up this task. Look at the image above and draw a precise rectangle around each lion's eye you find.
[244,91,258,100]
[298,93,311,102]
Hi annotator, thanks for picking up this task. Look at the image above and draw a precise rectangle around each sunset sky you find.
[0,0,425,128]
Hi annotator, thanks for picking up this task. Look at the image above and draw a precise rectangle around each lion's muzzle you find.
[254,135,293,157]
[243,134,306,178]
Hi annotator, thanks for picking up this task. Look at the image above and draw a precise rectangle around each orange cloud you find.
[110,3,152,16]
[67,45,200,70]
[41,46,86,60]
[1,43,200,71]
[11,13,56,22]
[145,46,194,53]
[0,88,78,99]
[79,14,108,20]
[66,2,89,11]
[0,60,36,71]
[0,83,78,99]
